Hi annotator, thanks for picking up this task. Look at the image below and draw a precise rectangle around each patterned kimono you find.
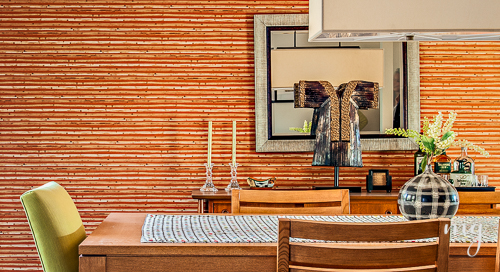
[294,80,379,167]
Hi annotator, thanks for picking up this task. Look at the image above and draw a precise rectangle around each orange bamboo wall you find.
[419,42,500,176]
[0,1,499,270]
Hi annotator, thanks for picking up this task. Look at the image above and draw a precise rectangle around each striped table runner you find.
[141,214,499,244]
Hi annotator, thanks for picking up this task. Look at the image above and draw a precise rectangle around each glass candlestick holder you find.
[225,162,240,192]
[200,163,218,192]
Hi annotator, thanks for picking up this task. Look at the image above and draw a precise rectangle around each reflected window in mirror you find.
[267,26,408,140]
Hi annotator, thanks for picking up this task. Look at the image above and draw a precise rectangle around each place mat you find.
[141,214,499,244]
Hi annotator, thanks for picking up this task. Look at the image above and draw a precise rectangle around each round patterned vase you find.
[398,164,459,220]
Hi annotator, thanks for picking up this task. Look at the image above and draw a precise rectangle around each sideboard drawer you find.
[210,200,231,213]
[350,201,399,214]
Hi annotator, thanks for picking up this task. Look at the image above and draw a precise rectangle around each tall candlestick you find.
[208,121,212,165]
[232,121,236,165]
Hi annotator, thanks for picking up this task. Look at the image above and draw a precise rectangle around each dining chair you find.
[231,189,349,214]
[277,217,451,272]
[20,181,87,272]
[457,191,500,214]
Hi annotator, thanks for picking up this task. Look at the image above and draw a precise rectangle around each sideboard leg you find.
[198,199,205,213]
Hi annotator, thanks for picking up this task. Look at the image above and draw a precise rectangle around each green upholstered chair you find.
[20,182,86,272]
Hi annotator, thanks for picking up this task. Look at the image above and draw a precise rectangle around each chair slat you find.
[238,190,345,203]
[241,202,340,208]
[290,243,438,269]
[289,219,444,242]
[289,264,437,272]
[240,206,343,215]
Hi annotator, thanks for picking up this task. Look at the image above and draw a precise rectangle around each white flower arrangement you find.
[386,111,489,171]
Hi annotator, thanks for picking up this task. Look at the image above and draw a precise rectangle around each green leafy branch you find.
[289,120,312,133]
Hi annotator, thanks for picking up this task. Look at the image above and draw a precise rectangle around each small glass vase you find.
[398,163,459,220]
[200,163,218,192]
[225,163,240,192]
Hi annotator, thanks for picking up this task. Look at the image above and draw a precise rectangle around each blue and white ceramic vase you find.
[398,164,459,220]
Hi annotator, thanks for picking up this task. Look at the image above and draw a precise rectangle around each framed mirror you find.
[254,14,420,152]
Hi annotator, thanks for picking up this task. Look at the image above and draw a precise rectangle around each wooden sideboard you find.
[192,189,500,215]
[192,190,233,213]
[191,190,400,214]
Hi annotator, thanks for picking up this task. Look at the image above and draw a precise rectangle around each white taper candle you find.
[208,121,212,165]
[232,121,236,165]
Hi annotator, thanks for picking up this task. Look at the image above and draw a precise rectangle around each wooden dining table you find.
[79,213,498,272]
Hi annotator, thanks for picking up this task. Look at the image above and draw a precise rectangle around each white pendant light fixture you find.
[309,0,500,42]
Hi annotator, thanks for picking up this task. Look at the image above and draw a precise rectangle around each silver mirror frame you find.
[254,14,420,152]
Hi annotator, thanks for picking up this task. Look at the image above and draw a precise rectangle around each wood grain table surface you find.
[79,213,498,272]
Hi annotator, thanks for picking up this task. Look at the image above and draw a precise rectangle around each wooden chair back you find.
[278,218,451,272]
[231,189,349,215]
[457,191,500,214]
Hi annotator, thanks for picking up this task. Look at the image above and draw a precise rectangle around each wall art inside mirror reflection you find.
[254,14,420,152]
[269,27,405,139]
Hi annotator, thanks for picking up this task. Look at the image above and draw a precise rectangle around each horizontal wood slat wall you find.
[419,42,500,180]
[0,2,498,270]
